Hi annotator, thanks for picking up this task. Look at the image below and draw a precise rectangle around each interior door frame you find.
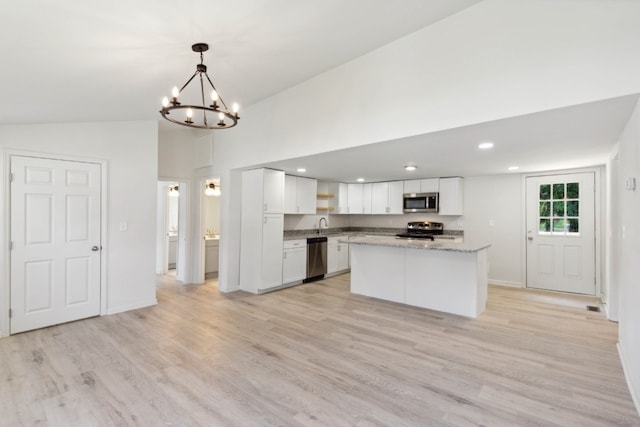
[156,177,191,284]
[521,166,603,297]
[0,149,108,338]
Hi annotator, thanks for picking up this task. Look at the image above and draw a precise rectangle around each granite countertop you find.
[283,227,463,241]
[345,235,490,253]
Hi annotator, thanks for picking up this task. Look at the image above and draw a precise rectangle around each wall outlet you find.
[119,221,128,232]
[488,219,495,227]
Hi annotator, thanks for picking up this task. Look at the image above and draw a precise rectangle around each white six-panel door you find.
[526,172,595,295]
[10,156,101,334]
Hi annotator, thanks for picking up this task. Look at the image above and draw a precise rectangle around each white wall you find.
[615,99,640,412]
[204,195,221,235]
[464,175,523,286]
[212,0,640,293]
[0,121,158,336]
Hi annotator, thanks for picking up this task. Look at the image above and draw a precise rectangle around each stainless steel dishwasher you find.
[304,236,327,283]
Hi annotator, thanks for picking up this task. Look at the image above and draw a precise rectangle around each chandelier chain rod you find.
[204,73,231,112]
[179,71,200,94]
[198,73,208,126]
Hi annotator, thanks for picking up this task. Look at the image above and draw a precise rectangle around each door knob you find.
[528,237,533,241]
[91,246,100,252]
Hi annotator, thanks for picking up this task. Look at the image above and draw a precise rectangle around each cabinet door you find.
[363,183,373,214]
[261,214,284,290]
[371,182,389,214]
[296,177,317,214]
[283,247,306,283]
[263,169,285,213]
[284,175,298,214]
[327,243,338,274]
[205,243,219,273]
[420,178,440,193]
[337,243,350,271]
[439,177,464,215]
[387,181,404,214]
[404,180,421,194]
[329,183,349,214]
[348,183,364,214]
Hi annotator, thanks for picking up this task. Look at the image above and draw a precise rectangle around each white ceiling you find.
[1,1,635,181]
[0,0,481,125]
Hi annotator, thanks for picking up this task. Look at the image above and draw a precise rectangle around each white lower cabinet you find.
[168,235,178,269]
[205,239,219,274]
[283,239,307,284]
[328,235,350,275]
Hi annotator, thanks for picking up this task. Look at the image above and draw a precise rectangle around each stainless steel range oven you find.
[396,221,443,240]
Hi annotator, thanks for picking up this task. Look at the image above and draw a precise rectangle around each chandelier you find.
[160,43,239,130]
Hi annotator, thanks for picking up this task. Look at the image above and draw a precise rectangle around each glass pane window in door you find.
[567,200,579,217]
[553,183,565,199]
[540,184,551,200]
[567,218,579,233]
[553,218,566,232]
[539,218,551,232]
[567,182,579,199]
[539,201,550,216]
[553,201,565,217]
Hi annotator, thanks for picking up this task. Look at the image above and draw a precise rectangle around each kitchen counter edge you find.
[345,235,490,253]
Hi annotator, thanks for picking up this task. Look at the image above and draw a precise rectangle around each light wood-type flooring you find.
[1,273,639,426]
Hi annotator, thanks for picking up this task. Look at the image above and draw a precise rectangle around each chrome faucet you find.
[318,217,328,234]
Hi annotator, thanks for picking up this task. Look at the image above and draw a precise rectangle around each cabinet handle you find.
[264,203,267,212]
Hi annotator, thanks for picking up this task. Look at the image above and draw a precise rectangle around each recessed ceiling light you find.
[296,168,306,173]
[508,166,519,171]
[357,178,365,182]
[404,165,417,171]
[478,142,494,150]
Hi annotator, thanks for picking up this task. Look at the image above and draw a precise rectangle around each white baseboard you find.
[489,280,523,288]
[105,298,157,315]
[618,342,640,417]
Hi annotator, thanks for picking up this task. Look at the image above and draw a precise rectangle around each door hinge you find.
[9,241,13,250]
[9,308,12,318]
[9,172,14,182]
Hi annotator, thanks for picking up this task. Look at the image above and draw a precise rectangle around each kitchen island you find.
[345,235,490,318]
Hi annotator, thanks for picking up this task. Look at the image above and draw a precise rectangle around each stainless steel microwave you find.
[403,192,439,213]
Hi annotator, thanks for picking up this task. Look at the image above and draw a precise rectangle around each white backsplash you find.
[283,213,349,230]
[283,212,462,231]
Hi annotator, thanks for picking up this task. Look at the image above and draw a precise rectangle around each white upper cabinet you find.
[284,175,297,213]
[284,175,317,214]
[438,177,464,215]
[404,178,439,193]
[348,183,364,214]
[403,179,421,194]
[261,169,285,213]
[363,183,373,214]
[371,182,389,214]
[371,181,403,214]
[328,182,349,214]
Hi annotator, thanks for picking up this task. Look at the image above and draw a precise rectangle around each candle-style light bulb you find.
[217,112,226,126]
[211,90,218,101]
[187,109,193,118]
[232,102,240,115]
[161,96,169,107]
[172,86,179,98]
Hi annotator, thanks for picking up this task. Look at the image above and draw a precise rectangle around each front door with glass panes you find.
[525,172,595,294]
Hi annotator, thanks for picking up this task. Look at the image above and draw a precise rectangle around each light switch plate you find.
[625,177,636,191]
[119,221,128,232]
